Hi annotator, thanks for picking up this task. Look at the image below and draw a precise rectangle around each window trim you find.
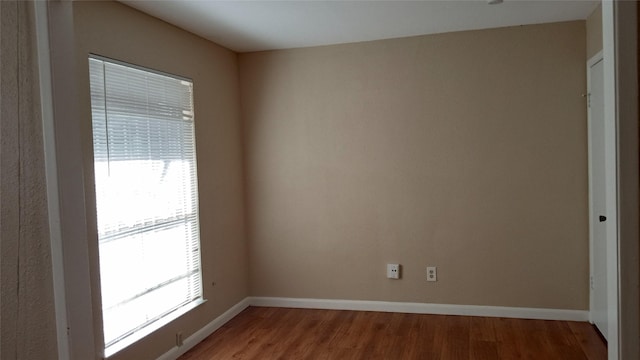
[88,54,205,357]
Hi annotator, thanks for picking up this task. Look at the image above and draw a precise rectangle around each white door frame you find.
[602,2,620,358]
[602,1,639,359]
[586,49,605,330]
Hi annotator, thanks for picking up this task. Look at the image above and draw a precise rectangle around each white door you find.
[588,54,607,340]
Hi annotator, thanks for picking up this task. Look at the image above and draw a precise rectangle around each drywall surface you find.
[72,2,247,359]
[241,21,589,310]
[0,1,58,358]
[587,4,603,59]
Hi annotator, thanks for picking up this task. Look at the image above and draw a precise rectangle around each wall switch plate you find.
[387,264,400,279]
[426,266,437,282]
[176,332,184,347]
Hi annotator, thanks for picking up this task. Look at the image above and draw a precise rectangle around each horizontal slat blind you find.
[89,57,202,351]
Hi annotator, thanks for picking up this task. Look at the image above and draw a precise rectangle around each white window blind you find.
[88,56,203,355]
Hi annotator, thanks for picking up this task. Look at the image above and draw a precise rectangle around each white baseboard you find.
[249,296,589,322]
[158,296,588,359]
[157,297,251,360]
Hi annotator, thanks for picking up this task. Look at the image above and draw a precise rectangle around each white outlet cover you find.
[426,266,437,282]
[387,264,400,279]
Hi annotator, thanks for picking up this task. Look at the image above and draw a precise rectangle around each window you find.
[88,56,203,356]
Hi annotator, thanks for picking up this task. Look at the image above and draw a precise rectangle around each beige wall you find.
[1,1,58,358]
[73,2,247,359]
[241,21,589,310]
[587,4,603,59]
[6,2,593,357]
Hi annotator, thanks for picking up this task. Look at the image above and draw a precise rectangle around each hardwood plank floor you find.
[179,307,607,360]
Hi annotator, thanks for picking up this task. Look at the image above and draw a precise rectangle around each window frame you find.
[88,54,206,357]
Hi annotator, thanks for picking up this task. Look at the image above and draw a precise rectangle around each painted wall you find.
[587,4,603,60]
[240,21,589,310]
[0,1,58,358]
[4,2,594,357]
[72,2,247,359]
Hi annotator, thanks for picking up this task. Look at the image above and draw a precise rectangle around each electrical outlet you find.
[387,264,400,279]
[176,332,184,347]
[426,266,437,282]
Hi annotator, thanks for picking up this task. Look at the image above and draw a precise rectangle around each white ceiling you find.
[120,0,599,53]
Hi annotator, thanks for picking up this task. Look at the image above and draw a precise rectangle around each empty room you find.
[1,1,638,360]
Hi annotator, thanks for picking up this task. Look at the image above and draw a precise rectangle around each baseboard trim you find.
[157,297,251,360]
[249,296,589,322]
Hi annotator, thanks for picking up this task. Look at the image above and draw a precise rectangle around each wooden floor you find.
[179,306,607,360]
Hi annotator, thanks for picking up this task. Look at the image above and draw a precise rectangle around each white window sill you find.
[104,299,207,358]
